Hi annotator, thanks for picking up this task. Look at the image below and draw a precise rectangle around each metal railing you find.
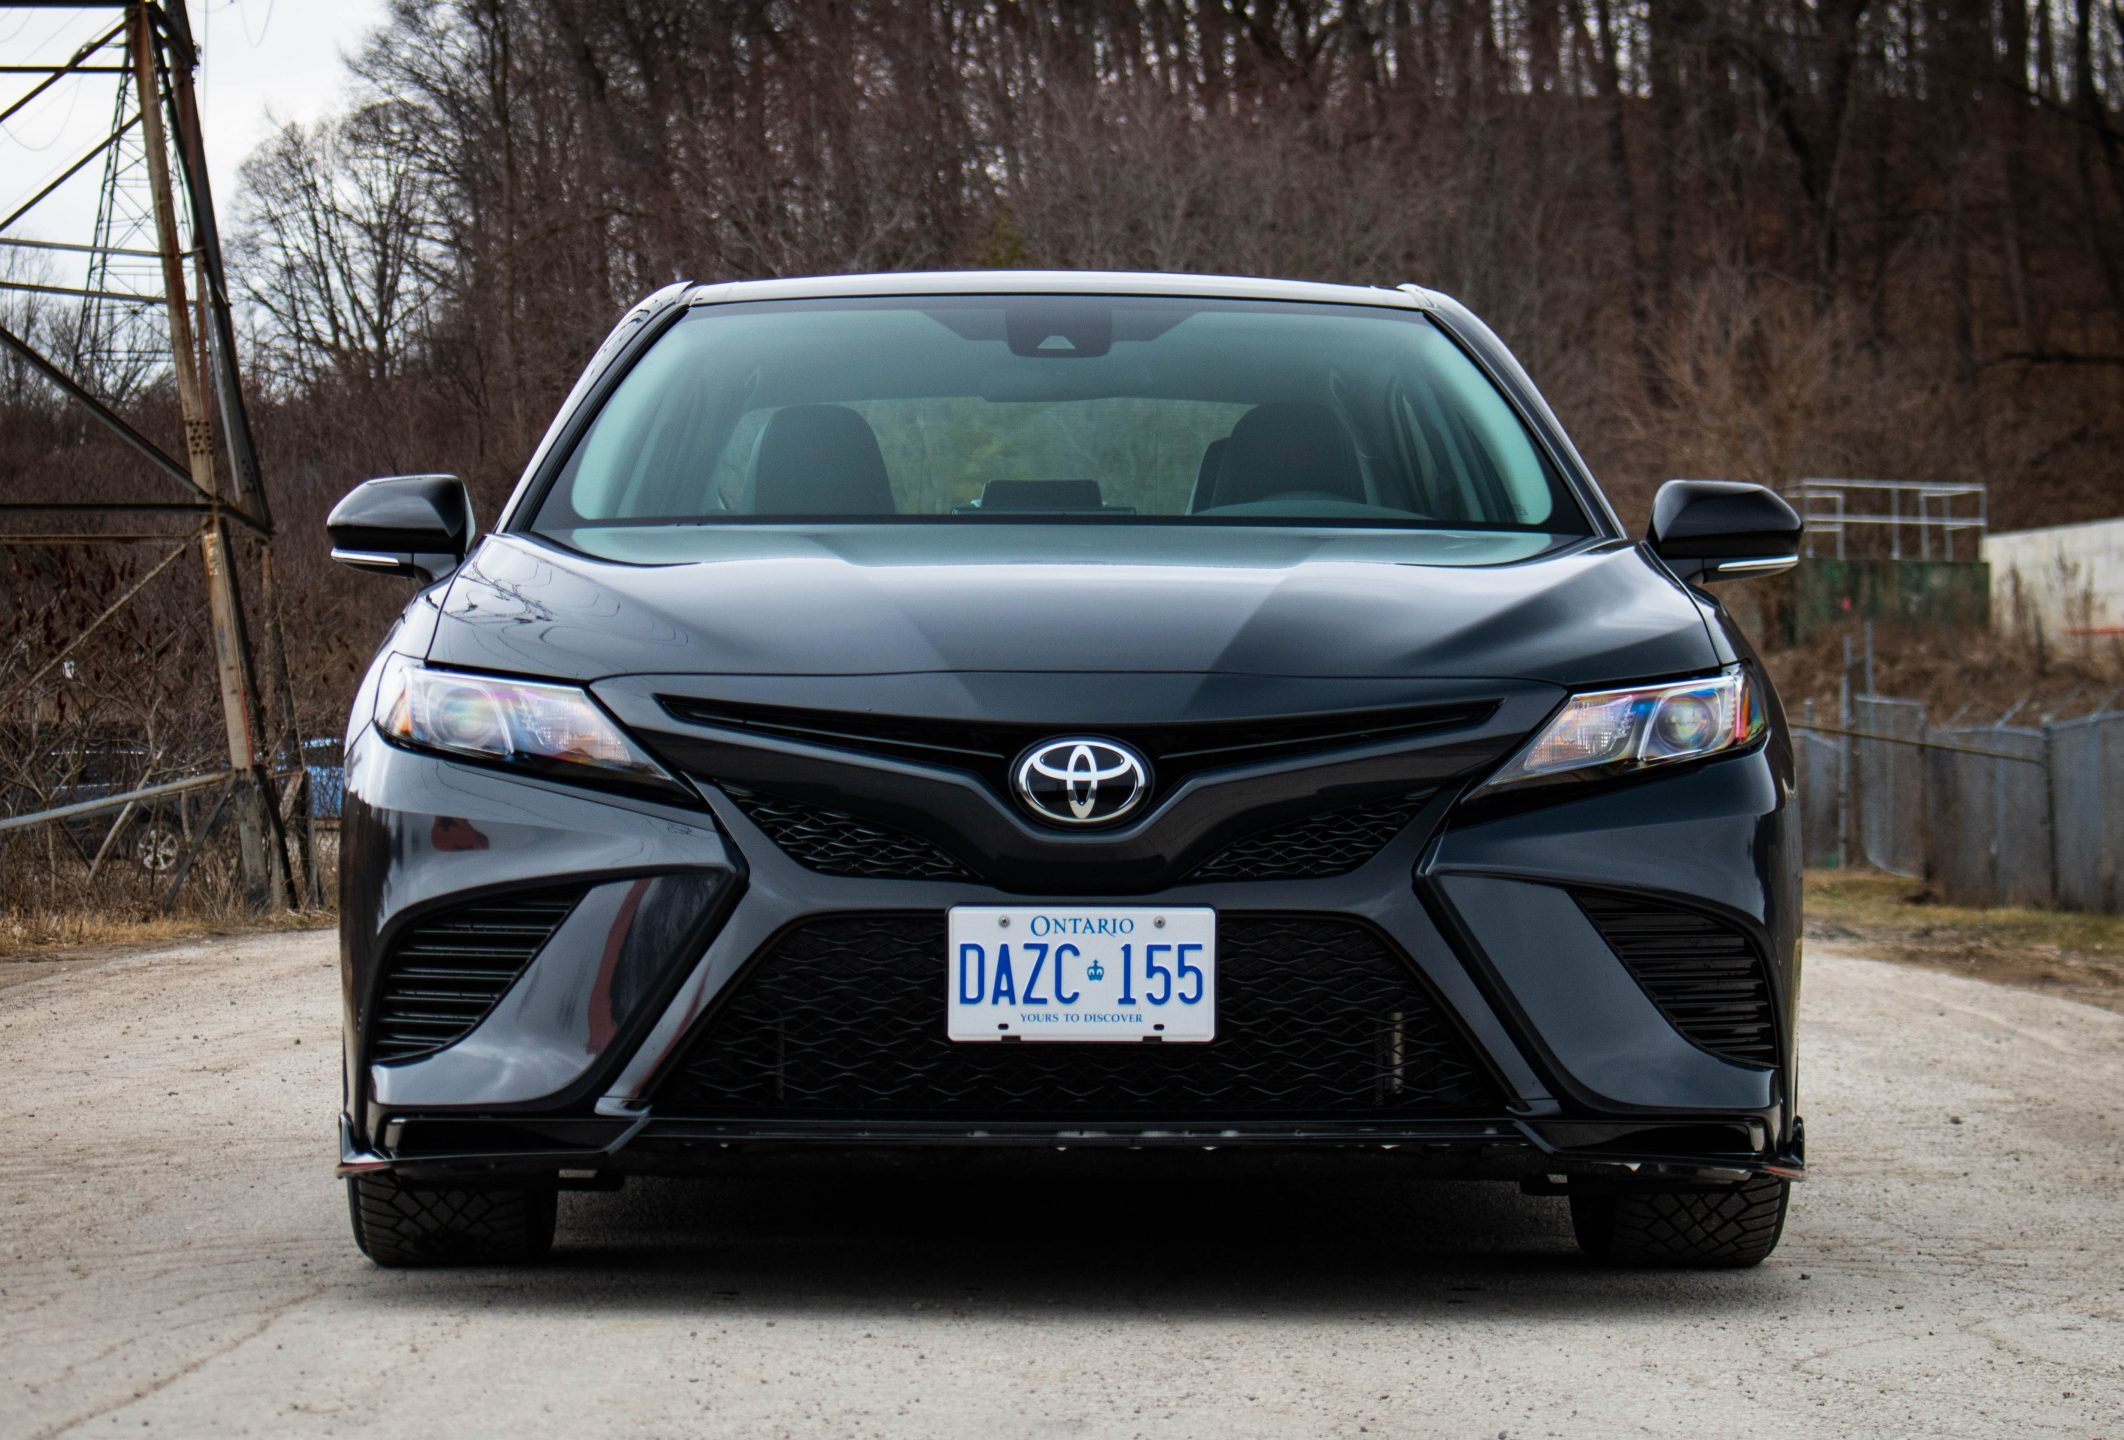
[1789,478,1988,561]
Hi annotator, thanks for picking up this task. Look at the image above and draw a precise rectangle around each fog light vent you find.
[371,887,585,1063]
[1573,890,1777,1068]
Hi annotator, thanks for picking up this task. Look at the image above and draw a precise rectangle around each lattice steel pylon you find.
[74,60,169,401]
[0,0,310,911]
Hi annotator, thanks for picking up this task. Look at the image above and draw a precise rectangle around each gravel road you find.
[3,931,2121,1438]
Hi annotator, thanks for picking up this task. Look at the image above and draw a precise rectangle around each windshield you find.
[527,296,1589,536]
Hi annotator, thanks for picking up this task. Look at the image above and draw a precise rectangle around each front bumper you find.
[338,721,1800,1186]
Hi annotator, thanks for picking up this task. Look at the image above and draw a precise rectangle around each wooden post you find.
[129,3,282,908]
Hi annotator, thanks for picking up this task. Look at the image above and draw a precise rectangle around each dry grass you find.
[0,906,334,962]
[1764,619,2124,726]
[0,828,338,961]
[1805,869,2124,1014]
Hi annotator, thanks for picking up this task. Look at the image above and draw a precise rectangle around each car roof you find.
[685,270,1437,310]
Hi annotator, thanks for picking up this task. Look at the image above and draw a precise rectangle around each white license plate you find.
[947,907,1216,1042]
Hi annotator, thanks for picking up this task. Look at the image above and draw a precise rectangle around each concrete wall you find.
[1982,518,2124,643]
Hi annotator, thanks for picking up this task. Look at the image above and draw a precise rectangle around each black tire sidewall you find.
[1569,1175,1790,1268]
[347,1173,558,1267]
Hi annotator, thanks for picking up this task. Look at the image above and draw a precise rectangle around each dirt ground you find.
[2,930,2121,1439]
[1806,870,2124,1015]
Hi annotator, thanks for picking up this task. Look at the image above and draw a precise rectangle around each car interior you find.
[534,299,1584,533]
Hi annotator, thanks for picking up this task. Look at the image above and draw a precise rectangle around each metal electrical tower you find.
[75,60,169,401]
[0,0,309,910]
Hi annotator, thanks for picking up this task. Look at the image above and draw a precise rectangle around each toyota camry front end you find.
[329,272,1805,1268]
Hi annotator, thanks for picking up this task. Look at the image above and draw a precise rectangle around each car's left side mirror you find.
[327,474,476,584]
[1648,479,1802,583]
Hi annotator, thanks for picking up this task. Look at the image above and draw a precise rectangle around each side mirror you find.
[327,474,476,583]
[1648,479,1802,583]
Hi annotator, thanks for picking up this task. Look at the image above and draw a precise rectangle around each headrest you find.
[1207,402,1363,509]
[1187,438,1229,512]
[751,405,895,515]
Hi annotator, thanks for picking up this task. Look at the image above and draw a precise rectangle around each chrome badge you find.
[1012,738,1151,827]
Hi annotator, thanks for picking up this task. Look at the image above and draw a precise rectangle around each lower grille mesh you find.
[1574,891,1777,1067]
[723,786,972,880]
[372,888,584,1063]
[658,914,1498,1119]
[1187,794,1430,881]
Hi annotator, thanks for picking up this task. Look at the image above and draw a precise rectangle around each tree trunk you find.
[1587,0,1666,406]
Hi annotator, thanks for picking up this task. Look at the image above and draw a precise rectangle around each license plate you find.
[947,907,1216,1042]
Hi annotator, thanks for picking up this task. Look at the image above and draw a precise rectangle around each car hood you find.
[426,527,1717,688]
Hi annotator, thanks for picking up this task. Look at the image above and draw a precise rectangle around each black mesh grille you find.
[372,889,583,1063]
[723,787,972,880]
[664,697,1494,793]
[658,914,1499,1119]
[1187,794,1429,881]
[1574,891,1777,1067]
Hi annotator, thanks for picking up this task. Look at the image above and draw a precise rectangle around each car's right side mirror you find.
[327,474,477,584]
[1647,479,1803,583]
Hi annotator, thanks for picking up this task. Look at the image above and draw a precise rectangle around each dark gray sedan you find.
[328,271,1804,1268]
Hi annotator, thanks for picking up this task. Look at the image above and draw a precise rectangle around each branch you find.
[1978,350,2124,368]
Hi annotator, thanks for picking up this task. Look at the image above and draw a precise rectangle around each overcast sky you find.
[1,0,389,278]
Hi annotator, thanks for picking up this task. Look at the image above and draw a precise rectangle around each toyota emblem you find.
[1012,738,1151,827]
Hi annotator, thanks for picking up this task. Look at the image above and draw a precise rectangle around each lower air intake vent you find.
[371,888,584,1063]
[658,914,1499,1119]
[723,786,972,880]
[1187,794,1430,881]
[1573,891,1777,1067]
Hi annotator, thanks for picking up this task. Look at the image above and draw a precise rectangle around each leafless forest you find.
[228,1,2124,678]
[4,0,2123,929]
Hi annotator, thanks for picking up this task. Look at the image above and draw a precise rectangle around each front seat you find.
[1186,438,1228,513]
[751,404,896,515]
[1201,402,1364,509]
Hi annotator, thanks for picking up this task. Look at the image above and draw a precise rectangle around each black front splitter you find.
[342,1111,1803,1185]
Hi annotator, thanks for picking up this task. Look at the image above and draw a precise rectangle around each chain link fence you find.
[1796,696,2124,913]
[1793,727,1845,868]
[2050,714,2124,912]
[1853,696,1928,876]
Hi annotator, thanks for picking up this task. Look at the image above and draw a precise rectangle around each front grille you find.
[371,888,584,1063]
[1187,794,1430,881]
[1574,891,1777,1067]
[663,697,1494,795]
[658,914,1499,1119]
[723,786,972,880]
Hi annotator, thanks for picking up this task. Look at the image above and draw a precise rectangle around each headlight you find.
[374,654,681,793]
[1482,667,1764,792]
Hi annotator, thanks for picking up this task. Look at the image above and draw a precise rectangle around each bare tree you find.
[192,0,2124,569]
[229,102,448,389]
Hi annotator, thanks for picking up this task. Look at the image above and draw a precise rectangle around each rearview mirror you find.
[327,475,476,584]
[1648,480,1802,583]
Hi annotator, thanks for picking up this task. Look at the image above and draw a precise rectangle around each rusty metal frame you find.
[0,769,233,835]
[0,1,309,908]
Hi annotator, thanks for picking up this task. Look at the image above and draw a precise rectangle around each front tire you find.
[1569,1174,1790,1268]
[346,1172,557,1267]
